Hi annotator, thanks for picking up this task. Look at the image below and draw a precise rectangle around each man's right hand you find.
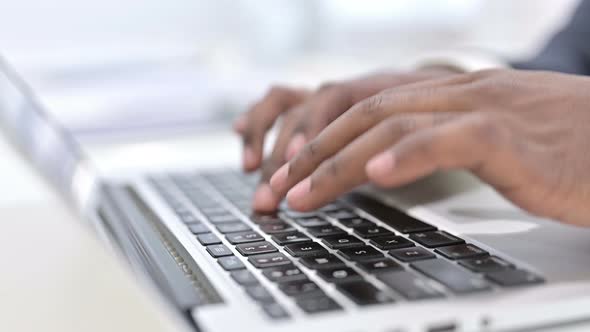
[233,67,460,212]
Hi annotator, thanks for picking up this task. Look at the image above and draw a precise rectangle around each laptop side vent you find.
[98,185,223,313]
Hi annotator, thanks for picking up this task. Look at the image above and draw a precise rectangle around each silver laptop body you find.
[2,59,590,332]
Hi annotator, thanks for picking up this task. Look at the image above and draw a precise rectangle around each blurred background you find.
[0,0,580,141]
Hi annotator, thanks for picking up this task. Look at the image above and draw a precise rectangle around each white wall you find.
[0,0,580,69]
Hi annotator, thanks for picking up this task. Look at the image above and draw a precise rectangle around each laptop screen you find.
[0,58,85,196]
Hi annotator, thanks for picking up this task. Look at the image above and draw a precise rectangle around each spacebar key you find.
[343,193,435,233]
[411,259,491,294]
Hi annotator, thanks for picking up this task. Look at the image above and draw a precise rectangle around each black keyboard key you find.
[389,247,435,262]
[486,269,544,287]
[262,265,307,283]
[411,259,491,294]
[246,285,274,303]
[338,217,374,229]
[226,231,264,244]
[307,225,346,238]
[344,193,436,233]
[409,231,464,248]
[231,270,259,286]
[339,246,384,262]
[300,255,346,270]
[260,222,295,234]
[249,252,292,268]
[262,303,290,320]
[200,206,228,216]
[271,232,312,245]
[317,267,363,283]
[369,235,414,250]
[435,244,488,260]
[216,222,251,234]
[326,209,358,220]
[377,271,443,300]
[322,235,364,249]
[187,223,210,234]
[251,213,282,225]
[353,226,394,239]
[236,241,277,256]
[218,256,245,271]
[178,212,200,224]
[208,214,241,224]
[296,296,342,314]
[206,244,233,258]
[284,242,328,258]
[459,256,513,273]
[284,210,318,218]
[358,258,403,274]
[279,279,323,297]
[294,216,330,227]
[196,233,221,245]
[337,281,392,305]
[319,202,344,212]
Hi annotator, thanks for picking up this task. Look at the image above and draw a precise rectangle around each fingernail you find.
[233,115,247,133]
[243,147,257,170]
[269,163,289,191]
[252,184,278,211]
[366,152,395,179]
[285,133,306,160]
[287,177,311,203]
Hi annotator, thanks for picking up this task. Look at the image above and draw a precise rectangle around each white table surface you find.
[0,133,190,332]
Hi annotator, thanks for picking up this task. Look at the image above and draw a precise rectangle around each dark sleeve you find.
[512,0,590,75]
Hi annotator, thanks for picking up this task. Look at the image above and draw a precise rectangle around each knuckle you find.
[315,156,343,182]
[355,94,385,119]
[326,156,341,177]
[470,113,507,148]
[316,82,352,107]
[290,139,322,169]
[304,140,320,158]
[386,116,418,137]
[267,85,290,98]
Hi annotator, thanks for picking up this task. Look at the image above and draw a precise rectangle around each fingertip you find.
[243,147,260,171]
[252,184,279,212]
[269,163,289,192]
[286,178,311,211]
[366,152,396,184]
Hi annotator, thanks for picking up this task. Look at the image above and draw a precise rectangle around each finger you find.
[269,74,476,197]
[286,73,444,157]
[366,112,521,192]
[294,83,355,141]
[253,107,305,212]
[285,132,307,161]
[237,86,307,171]
[281,84,356,160]
[285,112,460,211]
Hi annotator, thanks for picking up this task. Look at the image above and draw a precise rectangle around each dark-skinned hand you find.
[263,69,590,227]
[233,67,460,211]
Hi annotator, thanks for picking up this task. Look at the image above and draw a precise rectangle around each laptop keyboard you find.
[150,170,544,319]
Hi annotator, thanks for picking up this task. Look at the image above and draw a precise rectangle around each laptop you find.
[3,58,590,332]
